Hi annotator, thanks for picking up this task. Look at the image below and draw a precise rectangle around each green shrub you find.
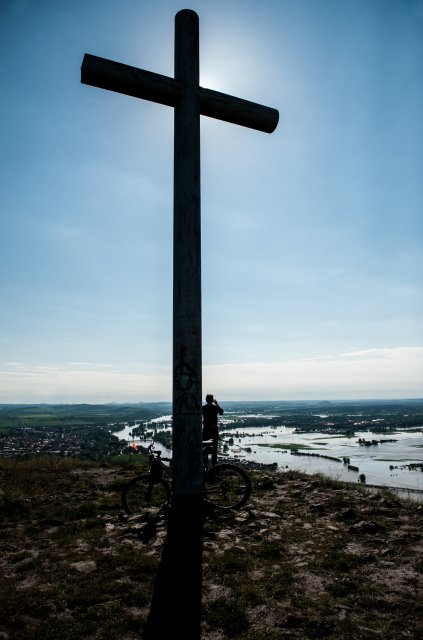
[204,598,250,637]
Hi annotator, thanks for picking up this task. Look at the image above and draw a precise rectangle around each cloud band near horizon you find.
[1,346,421,404]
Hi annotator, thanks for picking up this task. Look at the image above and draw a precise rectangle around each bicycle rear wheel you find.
[121,475,171,516]
[204,463,251,510]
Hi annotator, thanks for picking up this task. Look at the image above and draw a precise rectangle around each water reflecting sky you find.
[114,419,423,495]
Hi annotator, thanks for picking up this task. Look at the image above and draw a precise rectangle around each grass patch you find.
[256,443,314,450]
[255,540,285,560]
[204,598,250,637]
[209,548,250,576]
[319,548,363,574]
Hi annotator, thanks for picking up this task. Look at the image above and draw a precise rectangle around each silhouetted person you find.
[202,394,224,466]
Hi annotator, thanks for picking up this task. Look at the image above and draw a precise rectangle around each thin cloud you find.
[68,362,114,368]
[204,347,423,400]
[338,347,423,360]
[0,347,421,403]
[0,362,171,403]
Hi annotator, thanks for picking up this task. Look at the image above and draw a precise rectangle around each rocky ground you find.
[0,457,422,639]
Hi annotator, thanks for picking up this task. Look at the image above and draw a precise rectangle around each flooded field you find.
[114,411,423,496]
[221,424,423,494]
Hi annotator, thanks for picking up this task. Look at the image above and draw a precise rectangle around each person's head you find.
[205,394,214,403]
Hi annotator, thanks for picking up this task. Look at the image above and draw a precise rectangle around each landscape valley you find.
[1,400,422,638]
[2,399,422,494]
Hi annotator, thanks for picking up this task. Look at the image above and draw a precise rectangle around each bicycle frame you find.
[121,441,251,515]
[144,440,214,479]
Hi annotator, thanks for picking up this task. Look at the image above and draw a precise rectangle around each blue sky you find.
[1,0,422,402]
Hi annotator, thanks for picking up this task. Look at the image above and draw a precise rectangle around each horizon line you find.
[1,396,423,407]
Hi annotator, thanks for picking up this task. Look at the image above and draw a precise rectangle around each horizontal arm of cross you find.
[81,54,182,109]
[81,54,279,134]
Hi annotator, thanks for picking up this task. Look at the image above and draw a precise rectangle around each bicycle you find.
[121,441,252,516]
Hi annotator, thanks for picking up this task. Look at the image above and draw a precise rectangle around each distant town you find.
[0,403,162,460]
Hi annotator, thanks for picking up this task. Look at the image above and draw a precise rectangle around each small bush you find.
[204,598,250,637]
[319,548,362,574]
[255,476,276,491]
[255,541,284,560]
[210,548,249,575]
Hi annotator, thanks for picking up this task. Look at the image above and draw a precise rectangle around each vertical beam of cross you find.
[81,9,279,502]
[172,11,203,499]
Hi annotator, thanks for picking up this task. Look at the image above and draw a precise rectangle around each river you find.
[113,415,423,498]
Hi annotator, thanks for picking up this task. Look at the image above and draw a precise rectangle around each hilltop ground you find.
[0,457,422,639]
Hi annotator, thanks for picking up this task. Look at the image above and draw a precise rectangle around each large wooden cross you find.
[81,9,278,502]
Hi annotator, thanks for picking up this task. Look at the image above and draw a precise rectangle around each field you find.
[1,456,422,639]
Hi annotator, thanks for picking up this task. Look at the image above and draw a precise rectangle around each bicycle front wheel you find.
[205,463,251,510]
[121,475,171,516]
